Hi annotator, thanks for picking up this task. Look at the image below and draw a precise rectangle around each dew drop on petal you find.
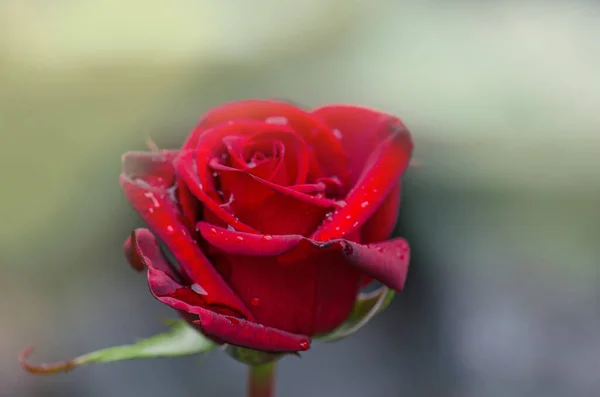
[265,116,288,125]
[262,235,273,241]
[299,340,309,350]
[226,317,240,325]
[353,221,359,227]
[335,200,347,208]
[210,227,218,234]
[166,225,174,232]
[250,297,260,307]
[143,192,160,208]
[345,215,352,220]
[227,225,235,231]
[332,129,342,139]
[377,247,384,253]
[191,283,208,295]
[236,236,244,241]
[335,226,340,231]
[361,201,369,208]
[148,208,154,214]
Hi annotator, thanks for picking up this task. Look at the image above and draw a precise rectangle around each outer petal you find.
[197,223,362,335]
[198,223,410,298]
[120,176,253,320]
[128,229,310,352]
[183,100,349,184]
[310,122,413,242]
[312,105,405,183]
[360,182,401,244]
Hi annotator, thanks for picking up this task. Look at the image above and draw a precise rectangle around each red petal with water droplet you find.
[210,161,338,236]
[120,177,253,320]
[312,105,404,184]
[197,223,410,329]
[196,223,361,334]
[131,232,309,352]
[182,100,349,185]
[360,182,401,244]
[174,150,259,234]
[310,122,413,242]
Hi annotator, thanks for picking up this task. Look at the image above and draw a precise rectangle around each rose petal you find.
[175,150,259,234]
[210,161,338,235]
[310,123,413,241]
[197,223,410,294]
[183,100,348,185]
[120,177,253,320]
[196,223,362,334]
[312,105,406,183]
[133,238,309,352]
[123,229,180,280]
[360,182,401,244]
[121,150,179,189]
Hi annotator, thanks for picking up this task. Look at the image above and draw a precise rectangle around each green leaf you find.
[317,287,395,342]
[20,319,216,374]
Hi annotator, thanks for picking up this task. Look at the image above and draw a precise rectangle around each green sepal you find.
[20,319,215,374]
[317,286,395,342]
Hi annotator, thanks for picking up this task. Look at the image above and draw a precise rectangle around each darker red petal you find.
[197,223,410,332]
[142,253,310,352]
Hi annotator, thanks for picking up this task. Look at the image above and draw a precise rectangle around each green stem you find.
[248,362,276,397]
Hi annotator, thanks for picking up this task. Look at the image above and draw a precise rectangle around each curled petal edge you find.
[197,222,410,292]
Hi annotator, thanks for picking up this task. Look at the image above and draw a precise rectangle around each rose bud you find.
[120,100,413,355]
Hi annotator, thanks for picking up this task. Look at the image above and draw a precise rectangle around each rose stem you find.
[248,362,276,397]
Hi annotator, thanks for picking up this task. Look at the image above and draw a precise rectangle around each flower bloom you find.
[121,100,413,352]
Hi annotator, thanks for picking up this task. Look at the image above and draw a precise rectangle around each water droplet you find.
[299,340,309,350]
[166,225,174,232]
[227,225,235,231]
[335,200,347,208]
[226,316,240,325]
[345,215,352,220]
[212,172,218,177]
[335,226,340,231]
[262,235,273,241]
[332,129,342,139]
[148,208,155,214]
[377,247,384,252]
[250,297,260,307]
[352,221,359,227]
[265,116,288,125]
[236,236,244,241]
[190,283,208,295]
[361,201,369,208]
[144,192,160,208]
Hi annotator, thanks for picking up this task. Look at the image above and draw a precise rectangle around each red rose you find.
[121,100,413,353]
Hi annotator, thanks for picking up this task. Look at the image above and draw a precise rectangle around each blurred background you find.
[1,0,599,396]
